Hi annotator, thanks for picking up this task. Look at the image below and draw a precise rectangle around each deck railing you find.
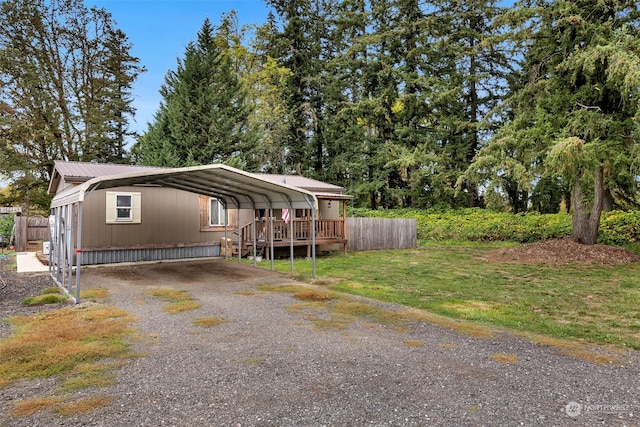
[241,219,345,247]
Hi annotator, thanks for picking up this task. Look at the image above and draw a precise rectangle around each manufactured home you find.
[48,161,352,266]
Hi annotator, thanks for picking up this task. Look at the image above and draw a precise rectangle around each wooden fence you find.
[13,215,50,252]
[347,217,416,251]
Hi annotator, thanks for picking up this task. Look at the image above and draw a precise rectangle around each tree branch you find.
[575,102,602,112]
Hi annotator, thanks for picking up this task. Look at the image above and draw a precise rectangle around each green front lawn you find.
[265,241,640,350]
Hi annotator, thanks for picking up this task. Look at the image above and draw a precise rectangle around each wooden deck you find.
[240,219,347,258]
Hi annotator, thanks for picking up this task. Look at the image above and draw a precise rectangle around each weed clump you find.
[144,287,201,314]
[0,305,134,387]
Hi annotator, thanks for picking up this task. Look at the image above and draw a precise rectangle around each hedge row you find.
[348,208,640,245]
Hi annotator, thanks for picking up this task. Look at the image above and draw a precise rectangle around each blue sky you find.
[87,0,271,136]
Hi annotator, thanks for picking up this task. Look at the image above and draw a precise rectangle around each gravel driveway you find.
[1,259,639,426]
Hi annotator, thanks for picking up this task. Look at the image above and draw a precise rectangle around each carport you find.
[49,164,319,303]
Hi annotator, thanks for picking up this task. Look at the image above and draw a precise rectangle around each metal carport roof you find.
[51,163,318,210]
[49,164,320,303]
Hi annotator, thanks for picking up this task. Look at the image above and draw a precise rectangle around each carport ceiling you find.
[51,164,318,210]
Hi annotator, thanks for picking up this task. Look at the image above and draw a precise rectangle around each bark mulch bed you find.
[482,238,640,266]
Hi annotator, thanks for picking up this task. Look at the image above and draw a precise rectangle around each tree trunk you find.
[602,188,614,212]
[571,167,604,245]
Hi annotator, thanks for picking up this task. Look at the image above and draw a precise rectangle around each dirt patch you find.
[482,238,640,266]
[90,259,252,283]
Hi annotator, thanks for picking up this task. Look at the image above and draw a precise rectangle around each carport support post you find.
[289,207,294,274]
[56,206,63,283]
[50,207,57,277]
[269,209,274,270]
[237,207,241,263]
[58,205,65,287]
[48,210,53,275]
[252,215,257,266]
[311,207,316,277]
[74,201,83,303]
[66,202,75,292]
[223,203,228,259]
[50,208,55,277]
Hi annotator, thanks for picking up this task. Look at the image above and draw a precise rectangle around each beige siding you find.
[81,187,247,249]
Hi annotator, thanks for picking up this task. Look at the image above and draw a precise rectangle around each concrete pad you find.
[16,252,49,273]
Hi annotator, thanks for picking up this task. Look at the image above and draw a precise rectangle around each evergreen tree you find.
[417,0,514,208]
[464,0,640,243]
[322,0,512,209]
[264,0,333,176]
[0,0,144,210]
[229,13,293,173]
[322,0,376,207]
[325,0,403,209]
[136,16,258,168]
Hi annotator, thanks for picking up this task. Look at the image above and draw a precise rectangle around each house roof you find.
[48,161,167,195]
[50,163,321,211]
[49,161,349,198]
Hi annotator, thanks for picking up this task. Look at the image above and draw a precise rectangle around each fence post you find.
[14,215,28,252]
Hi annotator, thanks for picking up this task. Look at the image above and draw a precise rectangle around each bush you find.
[599,211,640,245]
[23,293,67,305]
[348,207,640,243]
[0,213,14,239]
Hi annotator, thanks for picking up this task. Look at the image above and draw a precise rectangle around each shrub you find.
[599,211,640,245]
[0,213,14,240]
[347,207,640,244]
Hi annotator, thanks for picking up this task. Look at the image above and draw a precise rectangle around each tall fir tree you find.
[263,0,334,176]
[323,0,512,209]
[419,0,514,209]
[136,16,258,168]
[322,0,376,207]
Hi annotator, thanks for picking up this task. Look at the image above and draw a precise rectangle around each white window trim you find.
[106,191,141,224]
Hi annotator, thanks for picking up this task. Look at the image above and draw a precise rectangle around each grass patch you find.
[256,283,315,295]
[57,363,118,392]
[80,288,110,300]
[144,287,201,314]
[404,339,425,347]
[22,287,67,306]
[164,300,201,314]
[9,396,62,417]
[243,355,268,364]
[439,343,457,349]
[262,285,426,331]
[490,353,520,364]
[263,241,640,352]
[526,334,624,365]
[399,308,496,339]
[293,288,337,302]
[0,305,135,387]
[193,317,226,328]
[22,293,68,305]
[55,395,115,416]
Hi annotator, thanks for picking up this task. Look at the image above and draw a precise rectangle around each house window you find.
[199,195,237,230]
[210,198,226,226]
[295,209,310,219]
[116,194,132,220]
[106,191,141,224]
